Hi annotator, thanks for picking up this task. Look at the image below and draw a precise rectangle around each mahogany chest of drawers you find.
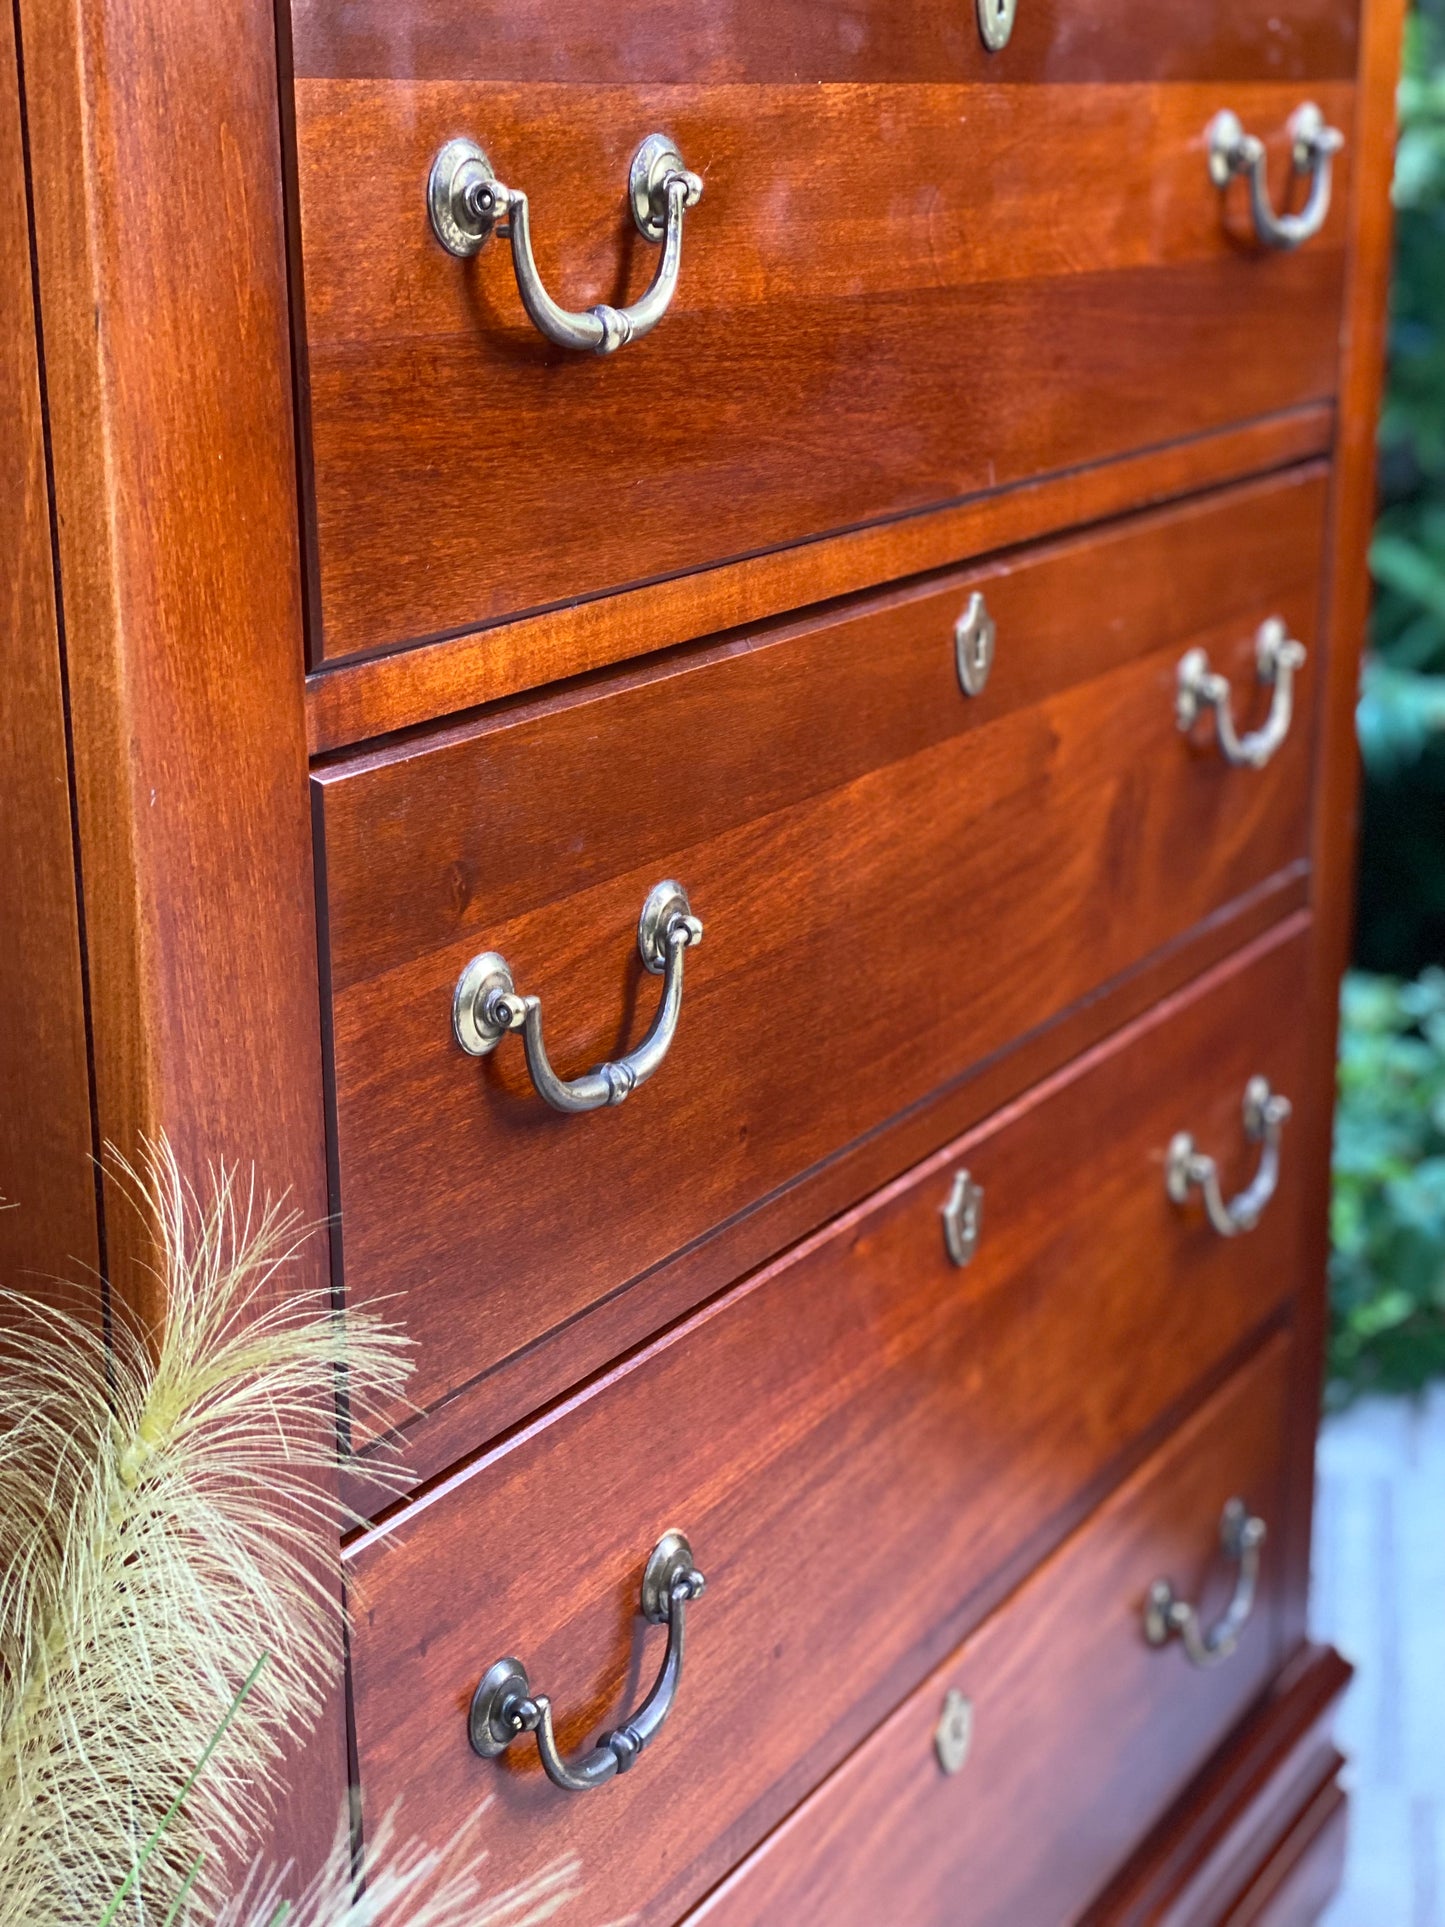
[0,0,1405,1919]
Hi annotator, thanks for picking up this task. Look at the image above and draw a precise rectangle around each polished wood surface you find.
[13,0,343,1882]
[1087,1642,1352,1924]
[305,407,1334,754]
[2,0,1400,1906]
[318,469,1326,1437]
[688,1334,1294,1927]
[294,76,1350,661]
[1233,1785,1349,1927]
[347,925,1310,1926]
[0,0,99,1311]
[343,886,1311,1510]
[292,0,1359,85]
[1281,0,1409,1657]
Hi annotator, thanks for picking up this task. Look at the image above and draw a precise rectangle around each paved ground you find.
[1312,1383,1445,1926]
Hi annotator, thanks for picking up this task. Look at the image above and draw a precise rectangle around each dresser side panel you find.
[13,0,343,1884]
[0,0,99,1311]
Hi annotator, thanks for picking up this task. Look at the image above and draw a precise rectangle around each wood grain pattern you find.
[1280,0,1409,1660]
[305,406,1335,754]
[342,884,1312,1512]
[1086,1642,1352,1924]
[291,0,1360,86]
[317,468,1328,1438]
[348,912,1311,1927]
[13,0,342,1883]
[0,0,99,1312]
[1232,1782,1349,1926]
[686,1334,1295,1927]
[295,77,1351,662]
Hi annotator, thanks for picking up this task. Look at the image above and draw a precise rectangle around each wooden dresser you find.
[1,0,1405,1918]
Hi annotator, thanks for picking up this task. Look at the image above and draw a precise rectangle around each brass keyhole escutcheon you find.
[977,0,1018,52]
[935,1689,975,1775]
[942,1170,985,1269]
[954,593,997,699]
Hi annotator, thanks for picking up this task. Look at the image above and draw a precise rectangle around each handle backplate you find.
[1144,1499,1266,1669]
[469,1531,705,1794]
[428,133,702,354]
[1207,101,1343,250]
[1167,1076,1291,1238]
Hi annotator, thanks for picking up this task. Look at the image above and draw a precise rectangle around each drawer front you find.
[346,921,1309,1927]
[689,1331,1296,1927]
[291,4,1354,661]
[317,471,1325,1433]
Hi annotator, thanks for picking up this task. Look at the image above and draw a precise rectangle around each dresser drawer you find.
[688,1330,1295,1927]
[292,4,1353,661]
[316,470,1325,1435]
[346,921,1309,1926]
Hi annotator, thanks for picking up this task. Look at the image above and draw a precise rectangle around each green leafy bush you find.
[1330,2,1445,1401]
[1332,971,1445,1402]
[1356,0,1445,975]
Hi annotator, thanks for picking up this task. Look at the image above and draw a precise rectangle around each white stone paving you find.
[1313,1384,1445,1926]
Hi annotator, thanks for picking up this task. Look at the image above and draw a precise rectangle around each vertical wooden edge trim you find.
[272,0,326,672]
[1283,0,1409,1651]
[0,0,103,1312]
[15,0,346,1883]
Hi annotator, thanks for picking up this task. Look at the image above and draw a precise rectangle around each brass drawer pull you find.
[1144,1499,1266,1668]
[428,132,703,355]
[453,880,702,1115]
[1167,1077,1291,1238]
[1176,618,1307,769]
[469,1531,705,1794]
[1207,102,1344,251]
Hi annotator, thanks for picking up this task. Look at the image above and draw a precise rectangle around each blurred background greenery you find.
[1331,0,1445,1401]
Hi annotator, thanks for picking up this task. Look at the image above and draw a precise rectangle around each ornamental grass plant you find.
[0,1141,579,1926]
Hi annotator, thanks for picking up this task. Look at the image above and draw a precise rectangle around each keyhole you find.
[977,0,1016,49]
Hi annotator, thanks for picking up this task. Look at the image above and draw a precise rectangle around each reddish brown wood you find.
[1086,1642,1352,1925]
[342,885,1313,1511]
[1233,1782,1349,1927]
[291,0,1359,86]
[686,1334,1296,1927]
[1281,0,1410,1657]
[317,469,1328,1440]
[0,0,98,1312]
[347,927,1313,1926]
[13,0,342,1884]
[305,407,1334,755]
[294,77,1351,663]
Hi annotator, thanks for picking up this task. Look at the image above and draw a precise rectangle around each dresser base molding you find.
[1087,1642,1352,1926]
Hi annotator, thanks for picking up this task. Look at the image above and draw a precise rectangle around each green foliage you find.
[1357,0,1445,975]
[1334,5,1445,1400]
[1331,971,1445,1403]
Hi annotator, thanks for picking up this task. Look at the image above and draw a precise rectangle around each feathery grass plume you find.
[0,1138,414,1925]
[217,1811,583,1927]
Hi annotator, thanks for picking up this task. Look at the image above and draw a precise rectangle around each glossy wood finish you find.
[294,75,1350,663]
[13,0,342,1882]
[0,0,98,1311]
[343,885,1312,1512]
[688,1333,1295,1927]
[318,469,1326,1438]
[347,925,1310,1927]
[292,0,1359,86]
[306,407,1334,754]
[1281,0,1410,1657]
[1087,1642,1352,1925]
